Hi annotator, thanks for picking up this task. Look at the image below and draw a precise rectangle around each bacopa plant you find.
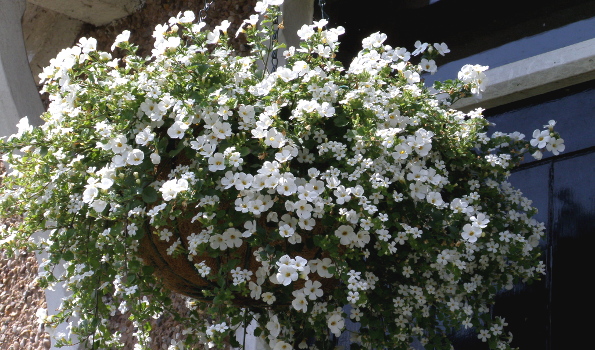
[0,1,564,349]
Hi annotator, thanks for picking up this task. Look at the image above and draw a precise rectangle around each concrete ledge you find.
[28,0,144,26]
[452,38,595,111]
[0,0,44,136]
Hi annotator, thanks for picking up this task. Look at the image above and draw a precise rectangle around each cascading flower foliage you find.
[0,1,565,350]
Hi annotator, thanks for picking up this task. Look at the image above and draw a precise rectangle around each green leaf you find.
[228,332,240,348]
[142,265,155,275]
[196,64,210,76]
[253,327,262,337]
[64,228,76,239]
[193,179,204,192]
[303,138,317,149]
[239,146,252,157]
[128,259,141,270]
[158,137,169,151]
[333,115,349,127]
[142,186,159,203]
[62,250,74,261]
[168,141,185,157]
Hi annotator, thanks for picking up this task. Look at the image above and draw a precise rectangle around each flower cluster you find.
[0,1,563,350]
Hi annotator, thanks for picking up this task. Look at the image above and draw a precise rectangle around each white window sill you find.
[452,37,595,111]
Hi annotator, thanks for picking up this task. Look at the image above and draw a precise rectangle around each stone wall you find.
[0,156,50,350]
[75,0,257,59]
[0,250,51,350]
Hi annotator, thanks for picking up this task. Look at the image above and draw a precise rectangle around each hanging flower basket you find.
[0,1,565,350]
[138,161,338,305]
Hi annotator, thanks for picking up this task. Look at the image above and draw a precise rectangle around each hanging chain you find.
[197,0,326,71]
[198,0,215,23]
[271,16,280,72]
[318,0,328,22]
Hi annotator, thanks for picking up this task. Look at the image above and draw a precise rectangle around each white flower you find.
[195,262,211,277]
[470,213,490,228]
[458,64,489,95]
[530,129,551,148]
[209,234,227,250]
[176,10,195,24]
[111,30,131,51]
[206,30,220,44]
[532,150,543,160]
[544,119,556,130]
[150,153,161,164]
[109,135,128,154]
[362,32,387,49]
[9,116,33,140]
[90,199,107,213]
[450,198,471,214]
[333,185,351,204]
[211,120,232,139]
[167,121,189,139]
[159,178,189,201]
[278,223,294,238]
[78,37,97,54]
[335,225,356,246]
[296,24,315,40]
[316,258,334,278]
[126,149,145,165]
[276,67,298,82]
[420,58,437,74]
[426,191,444,207]
[273,341,292,350]
[206,322,228,337]
[266,314,281,337]
[546,137,565,155]
[350,307,362,322]
[433,42,450,56]
[159,228,173,242]
[249,281,261,299]
[208,153,226,172]
[264,128,285,148]
[412,40,428,56]
[327,313,344,337]
[478,329,491,342]
[346,291,360,304]
[462,223,481,243]
[262,292,276,305]
[276,265,298,286]
[223,228,243,248]
[82,186,99,203]
[303,280,323,300]
[135,128,154,146]
[292,291,308,312]
[35,308,48,325]
[294,200,313,219]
